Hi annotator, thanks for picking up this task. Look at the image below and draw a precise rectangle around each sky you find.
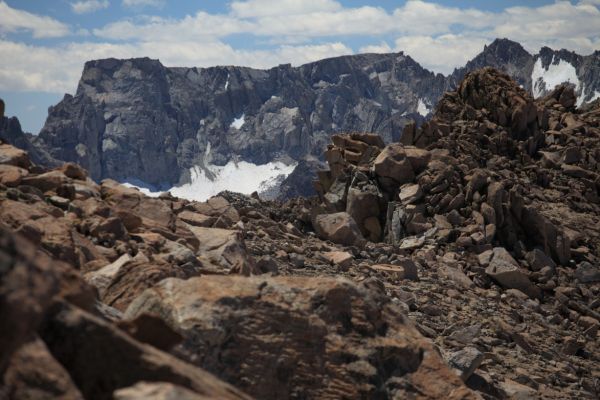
[1,0,599,133]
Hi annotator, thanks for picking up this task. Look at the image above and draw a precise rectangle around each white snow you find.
[417,99,431,117]
[230,113,245,129]
[531,57,580,98]
[224,73,230,90]
[123,160,297,202]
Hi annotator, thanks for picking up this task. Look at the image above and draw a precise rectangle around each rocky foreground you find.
[1,68,599,399]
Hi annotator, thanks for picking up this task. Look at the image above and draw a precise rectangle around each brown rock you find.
[484,247,540,299]
[22,170,71,192]
[113,382,213,400]
[373,144,415,184]
[125,276,475,400]
[314,212,365,247]
[188,226,257,275]
[0,143,31,168]
[38,302,251,400]
[0,164,28,186]
[321,250,353,269]
[2,337,84,400]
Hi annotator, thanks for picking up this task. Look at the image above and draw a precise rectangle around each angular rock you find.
[125,276,475,400]
[484,247,541,299]
[448,347,484,382]
[188,226,257,275]
[373,144,415,185]
[314,212,365,247]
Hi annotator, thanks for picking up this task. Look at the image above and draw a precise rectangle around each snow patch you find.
[417,99,431,116]
[123,160,297,202]
[224,73,230,90]
[230,114,245,129]
[531,57,580,98]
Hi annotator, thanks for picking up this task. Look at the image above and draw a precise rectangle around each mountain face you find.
[32,53,444,190]
[7,38,600,198]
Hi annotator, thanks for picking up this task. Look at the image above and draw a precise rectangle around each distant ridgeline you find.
[3,38,600,200]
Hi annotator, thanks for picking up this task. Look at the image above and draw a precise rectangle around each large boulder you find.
[373,144,415,185]
[314,212,365,247]
[38,302,251,400]
[125,275,476,400]
[483,247,541,299]
[188,227,257,275]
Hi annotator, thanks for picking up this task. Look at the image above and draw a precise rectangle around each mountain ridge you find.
[2,38,600,198]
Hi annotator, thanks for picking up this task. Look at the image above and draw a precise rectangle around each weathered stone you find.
[0,143,30,168]
[321,250,353,269]
[373,144,415,184]
[0,164,28,187]
[485,247,540,298]
[188,226,257,275]
[314,212,365,247]
[575,261,600,283]
[447,347,484,382]
[2,337,84,400]
[38,302,251,400]
[126,276,475,400]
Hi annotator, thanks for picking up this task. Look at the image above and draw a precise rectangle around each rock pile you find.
[0,140,474,398]
[1,67,599,399]
[309,67,599,398]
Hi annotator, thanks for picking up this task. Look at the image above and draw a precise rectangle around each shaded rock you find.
[314,212,365,247]
[373,144,415,185]
[38,302,251,400]
[448,347,484,382]
[188,226,257,275]
[125,275,475,400]
[2,337,84,400]
[575,261,600,283]
[484,248,540,299]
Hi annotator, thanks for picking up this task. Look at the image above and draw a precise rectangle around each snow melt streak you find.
[531,57,579,99]
[123,160,297,202]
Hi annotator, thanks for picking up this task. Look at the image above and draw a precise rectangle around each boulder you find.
[2,337,84,400]
[38,302,251,400]
[314,212,365,247]
[0,143,30,168]
[321,250,353,269]
[484,248,540,299]
[21,170,71,192]
[114,382,211,400]
[0,164,28,187]
[188,226,257,275]
[373,144,415,185]
[125,276,476,400]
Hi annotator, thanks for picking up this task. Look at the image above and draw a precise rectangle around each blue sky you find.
[1,0,599,133]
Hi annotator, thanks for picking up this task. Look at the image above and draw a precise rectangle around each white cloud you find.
[94,12,254,41]
[0,38,351,94]
[71,0,110,14]
[122,0,164,8]
[230,0,341,18]
[393,35,490,74]
[0,1,70,38]
[359,42,392,54]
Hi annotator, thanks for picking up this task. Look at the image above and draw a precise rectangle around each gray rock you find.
[447,347,484,382]
[575,262,600,283]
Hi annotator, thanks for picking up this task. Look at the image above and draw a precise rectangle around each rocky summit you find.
[1,66,599,399]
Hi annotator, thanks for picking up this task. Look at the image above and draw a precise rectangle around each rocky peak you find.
[450,38,534,91]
